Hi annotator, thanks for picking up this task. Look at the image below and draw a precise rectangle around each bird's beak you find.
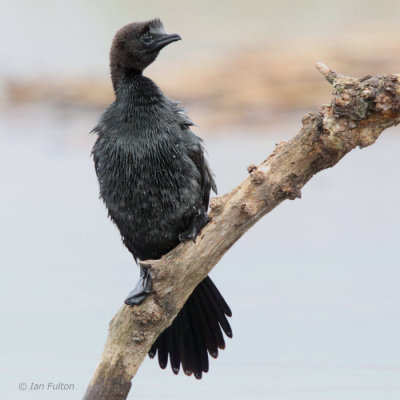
[150,33,182,52]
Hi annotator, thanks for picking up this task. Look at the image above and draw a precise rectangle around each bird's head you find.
[110,19,181,76]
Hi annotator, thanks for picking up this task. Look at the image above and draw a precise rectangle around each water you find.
[1,104,399,399]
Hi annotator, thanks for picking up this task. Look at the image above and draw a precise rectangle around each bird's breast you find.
[93,127,203,258]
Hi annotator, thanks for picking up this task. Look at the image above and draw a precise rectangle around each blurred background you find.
[1,1,400,399]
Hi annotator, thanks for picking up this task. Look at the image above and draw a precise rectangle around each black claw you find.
[179,230,196,242]
[124,266,152,306]
[179,211,209,243]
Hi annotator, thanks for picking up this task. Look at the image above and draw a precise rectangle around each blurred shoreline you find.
[3,30,400,131]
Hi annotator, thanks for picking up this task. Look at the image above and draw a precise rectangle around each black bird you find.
[91,19,232,379]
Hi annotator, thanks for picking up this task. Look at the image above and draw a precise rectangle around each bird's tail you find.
[148,276,232,379]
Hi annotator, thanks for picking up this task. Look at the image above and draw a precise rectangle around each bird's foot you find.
[124,266,153,306]
[179,211,210,242]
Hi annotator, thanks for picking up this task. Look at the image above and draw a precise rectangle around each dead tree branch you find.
[83,64,400,400]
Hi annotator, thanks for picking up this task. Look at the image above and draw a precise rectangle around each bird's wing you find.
[171,99,217,210]
[187,139,217,211]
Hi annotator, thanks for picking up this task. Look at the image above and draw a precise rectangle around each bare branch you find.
[315,62,349,84]
[83,66,400,400]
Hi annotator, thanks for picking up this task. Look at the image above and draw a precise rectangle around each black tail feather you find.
[148,339,157,358]
[191,290,218,358]
[205,277,232,317]
[148,276,232,378]
[201,281,233,338]
[197,283,226,350]
[187,299,209,375]
[181,305,195,376]
[157,330,168,369]
[169,314,181,374]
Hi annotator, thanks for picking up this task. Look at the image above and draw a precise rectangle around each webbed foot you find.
[124,266,152,306]
[179,211,210,242]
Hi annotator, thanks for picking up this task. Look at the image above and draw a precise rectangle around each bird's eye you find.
[140,32,153,45]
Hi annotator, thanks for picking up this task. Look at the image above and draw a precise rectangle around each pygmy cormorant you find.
[91,19,232,379]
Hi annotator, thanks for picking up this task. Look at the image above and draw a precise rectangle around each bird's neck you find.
[111,66,164,106]
[110,63,142,93]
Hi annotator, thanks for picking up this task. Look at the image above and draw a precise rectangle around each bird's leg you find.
[124,265,153,306]
[179,209,210,242]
